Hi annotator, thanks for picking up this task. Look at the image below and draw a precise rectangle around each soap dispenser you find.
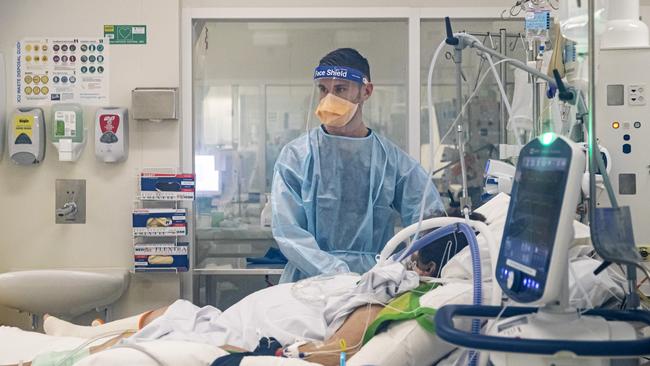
[8,107,46,165]
[95,107,128,163]
[50,104,85,162]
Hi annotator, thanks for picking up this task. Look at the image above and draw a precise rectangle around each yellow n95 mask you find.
[315,93,359,127]
[309,65,368,129]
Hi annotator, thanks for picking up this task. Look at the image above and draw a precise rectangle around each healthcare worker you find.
[272,48,445,283]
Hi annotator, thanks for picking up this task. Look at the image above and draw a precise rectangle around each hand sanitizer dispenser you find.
[95,107,128,163]
[50,104,85,162]
[8,107,46,165]
[0,53,6,162]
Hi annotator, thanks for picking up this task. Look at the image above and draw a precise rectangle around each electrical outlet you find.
[639,246,650,262]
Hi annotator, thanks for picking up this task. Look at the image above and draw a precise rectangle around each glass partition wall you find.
[188,15,531,308]
[192,20,409,308]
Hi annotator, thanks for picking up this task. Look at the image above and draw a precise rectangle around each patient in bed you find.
[5,234,458,366]
[2,206,498,366]
[5,195,621,366]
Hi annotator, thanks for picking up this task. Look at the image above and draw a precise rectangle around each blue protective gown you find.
[271,127,444,283]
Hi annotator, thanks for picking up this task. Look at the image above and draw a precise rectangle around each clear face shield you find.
[306,65,369,131]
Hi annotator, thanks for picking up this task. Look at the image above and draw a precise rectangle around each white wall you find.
[0,0,182,328]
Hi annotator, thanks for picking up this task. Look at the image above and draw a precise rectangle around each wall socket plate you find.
[629,84,647,106]
[639,246,650,262]
[55,179,86,224]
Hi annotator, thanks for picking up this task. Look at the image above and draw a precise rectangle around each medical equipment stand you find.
[499,28,509,145]
[465,29,531,146]
[450,34,472,213]
[445,18,558,107]
[445,18,559,214]
[435,133,650,366]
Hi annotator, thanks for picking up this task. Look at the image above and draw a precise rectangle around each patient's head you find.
[412,212,486,277]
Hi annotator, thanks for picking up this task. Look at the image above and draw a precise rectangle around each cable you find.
[291,274,360,305]
[301,278,448,360]
[437,239,454,277]
[415,55,517,243]
[638,290,650,310]
[470,305,510,366]
[461,303,510,366]
[54,329,137,366]
[635,263,650,290]
[302,303,374,358]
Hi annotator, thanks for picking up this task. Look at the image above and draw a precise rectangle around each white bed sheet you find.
[0,325,227,366]
[75,340,227,366]
[0,326,86,364]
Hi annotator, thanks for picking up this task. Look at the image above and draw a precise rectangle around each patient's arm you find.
[139,306,168,327]
[300,304,383,366]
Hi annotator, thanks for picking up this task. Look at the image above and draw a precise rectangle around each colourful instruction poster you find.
[16,37,110,105]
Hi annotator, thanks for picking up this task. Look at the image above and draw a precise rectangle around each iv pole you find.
[445,17,558,215]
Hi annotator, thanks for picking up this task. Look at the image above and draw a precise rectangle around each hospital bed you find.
[0,194,621,366]
[0,284,489,366]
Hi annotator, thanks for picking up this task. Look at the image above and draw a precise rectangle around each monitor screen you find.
[502,156,568,277]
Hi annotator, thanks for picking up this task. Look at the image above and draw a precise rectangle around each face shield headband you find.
[313,65,369,85]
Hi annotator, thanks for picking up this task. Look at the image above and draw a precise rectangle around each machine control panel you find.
[597,48,650,247]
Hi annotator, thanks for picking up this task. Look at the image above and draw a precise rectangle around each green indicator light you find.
[540,132,556,146]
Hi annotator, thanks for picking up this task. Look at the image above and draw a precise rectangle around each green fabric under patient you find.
[362,282,439,345]
[31,348,90,366]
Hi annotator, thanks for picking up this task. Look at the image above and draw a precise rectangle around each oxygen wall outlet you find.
[639,246,650,262]
[629,84,646,106]
[55,179,86,224]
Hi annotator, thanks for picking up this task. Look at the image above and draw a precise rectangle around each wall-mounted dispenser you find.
[95,107,128,163]
[131,88,178,121]
[50,104,85,162]
[0,53,6,162]
[8,107,45,165]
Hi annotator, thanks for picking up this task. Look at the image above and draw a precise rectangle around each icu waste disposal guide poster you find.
[16,37,109,105]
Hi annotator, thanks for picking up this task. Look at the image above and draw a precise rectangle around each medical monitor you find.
[495,134,584,304]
